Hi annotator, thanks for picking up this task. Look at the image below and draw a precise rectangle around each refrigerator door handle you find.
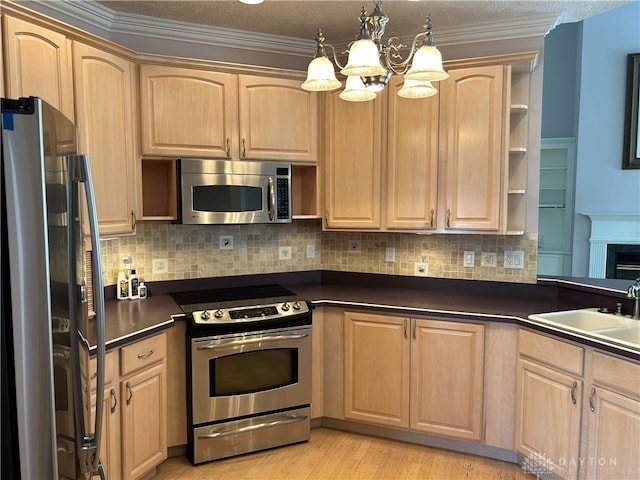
[72,154,106,476]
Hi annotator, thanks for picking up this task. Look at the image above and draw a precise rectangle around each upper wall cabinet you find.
[439,64,505,232]
[3,15,74,120]
[139,65,238,158]
[73,41,138,236]
[238,75,318,163]
[139,65,318,162]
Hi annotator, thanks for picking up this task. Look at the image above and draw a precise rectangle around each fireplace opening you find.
[606,244,640,280]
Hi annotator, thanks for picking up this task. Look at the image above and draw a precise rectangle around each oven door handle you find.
[196,332,309,349]
[197,414,308,439]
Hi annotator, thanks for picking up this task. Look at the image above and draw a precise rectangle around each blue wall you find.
[543,1,640,276]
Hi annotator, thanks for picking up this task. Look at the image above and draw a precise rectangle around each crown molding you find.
[24,0,558,57]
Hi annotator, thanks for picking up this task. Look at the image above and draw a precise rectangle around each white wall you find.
[572,1,640,276]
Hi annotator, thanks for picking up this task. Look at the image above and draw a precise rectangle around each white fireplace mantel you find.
[584,213,640,278]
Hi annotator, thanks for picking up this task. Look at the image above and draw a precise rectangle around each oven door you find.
[190,325,311,426]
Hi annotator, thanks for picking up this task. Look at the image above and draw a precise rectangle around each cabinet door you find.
[515,358,582,479]
[385,76,439,230]
[121,362,167,480]
[238,75,318,162]
[440,65,505,231]
[139,64,238,158]
[585,386,640,479]
[343,311,409,427]
[72,42,137,235]
[3,16,74,120]
[410,320,484,440]
[91,386,121,480]
[324,90,383,229]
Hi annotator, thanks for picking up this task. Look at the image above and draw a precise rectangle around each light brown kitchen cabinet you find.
[324,91,384,230]
[238,75,318,163]
[343,311,485,440]
[515,329,584,480]
[439,64,505,232]
[139,65,317,162]
[385,75,439,230]
[72,41,137,236]
[343,311,409,426]
[410,319,484,440]
[119,333,167,480]
[3,15,74,120]
[139,65,238,158]
[585,351,640,479]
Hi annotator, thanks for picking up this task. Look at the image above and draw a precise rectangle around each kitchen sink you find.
[528,308,640,350]
[528,308,636,332]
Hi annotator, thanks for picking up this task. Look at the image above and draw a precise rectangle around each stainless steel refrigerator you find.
[1,97,106,479]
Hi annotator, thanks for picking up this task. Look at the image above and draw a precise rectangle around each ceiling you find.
[94,0,631,44]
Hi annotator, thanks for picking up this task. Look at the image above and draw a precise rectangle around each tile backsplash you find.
[100,221,538,286]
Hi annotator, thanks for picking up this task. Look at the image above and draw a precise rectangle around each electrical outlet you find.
[481,252,497,267]
[152,258,168,274]
[306,244,315,259]
[504,250,525,269]
[219,235,233,250]
[463,251,475,267]
[415,262,429,276]
[279,246,292,260]
[385,247,395,263]
[348,240,361,253]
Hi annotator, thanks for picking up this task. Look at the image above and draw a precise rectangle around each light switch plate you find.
[306,244,315,259]
[463,251,475,267]
[385,247,395,263]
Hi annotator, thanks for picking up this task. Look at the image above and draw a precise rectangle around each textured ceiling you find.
[95,0,632,43]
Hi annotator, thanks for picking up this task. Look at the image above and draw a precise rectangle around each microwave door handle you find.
[267,176,275,221]
[72,154,106,476]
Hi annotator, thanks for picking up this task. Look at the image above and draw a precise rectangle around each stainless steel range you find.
[171,284,312,464]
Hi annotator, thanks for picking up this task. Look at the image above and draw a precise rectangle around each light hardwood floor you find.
[153,428,533,479]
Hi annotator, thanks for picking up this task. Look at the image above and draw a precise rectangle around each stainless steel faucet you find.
[628,278,640,320]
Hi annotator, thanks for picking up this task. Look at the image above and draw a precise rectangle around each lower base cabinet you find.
[91,332,167,480]
[343,311,485,441]
[515,329,640,480]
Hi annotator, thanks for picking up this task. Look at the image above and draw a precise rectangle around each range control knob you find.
[293,301,302,310]
[281,302,290,311]
[200,310,211,321]
[214,309,224,319]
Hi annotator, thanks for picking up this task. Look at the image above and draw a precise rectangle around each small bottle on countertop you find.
[117,268,129,300]
[129,269,140,299]
[138,282,147,299]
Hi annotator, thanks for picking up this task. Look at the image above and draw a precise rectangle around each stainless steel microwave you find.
[178,158,292,225]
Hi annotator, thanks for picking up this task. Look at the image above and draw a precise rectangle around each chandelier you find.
[301,1,449,101]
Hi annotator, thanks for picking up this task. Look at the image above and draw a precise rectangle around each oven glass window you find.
[193,185,262,213]
[210,348,298,396]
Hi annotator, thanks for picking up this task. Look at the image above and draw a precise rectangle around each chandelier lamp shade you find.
[301,0,449,101]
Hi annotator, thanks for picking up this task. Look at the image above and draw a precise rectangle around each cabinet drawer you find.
[89,351,116,391]
[120,333,166,377]
[518,329,584,376]
[592,351,640,397]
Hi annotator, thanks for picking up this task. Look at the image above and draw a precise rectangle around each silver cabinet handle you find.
[589,387,596,412]
[198,414,307,439]
[242,138,247,158]
[570,380,578,405]
[126,381,133,405]
[137,349,155,359]
[226,137,231,158]
[110,388,117,413]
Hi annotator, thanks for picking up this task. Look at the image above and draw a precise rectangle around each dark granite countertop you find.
[94,272,638,360]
